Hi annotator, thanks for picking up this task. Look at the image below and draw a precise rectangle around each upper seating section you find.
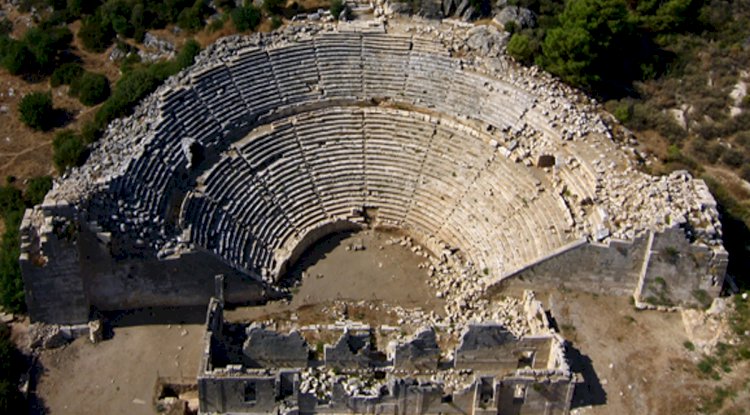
[107,31,570,239]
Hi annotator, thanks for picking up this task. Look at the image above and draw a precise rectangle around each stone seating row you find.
[177,106,574,277]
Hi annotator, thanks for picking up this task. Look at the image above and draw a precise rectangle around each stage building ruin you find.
[198,290,576,415]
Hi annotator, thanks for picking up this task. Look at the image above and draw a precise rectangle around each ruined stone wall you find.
[20,206,89,324]
[638,227,728,308]
[455,335,552,372]
[496,377,575,415]
[491,236,648,297]
[491,225,727,308]
[20,207,267,321]
[76,225,266,311]
[198,375,277,414]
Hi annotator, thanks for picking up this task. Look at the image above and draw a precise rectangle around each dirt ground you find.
[31,321,203,415]
[503,281,742,415]
[232,229,441,319]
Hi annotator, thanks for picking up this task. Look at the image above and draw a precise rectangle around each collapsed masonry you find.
[198,291,575,414]
[19,19,727,325]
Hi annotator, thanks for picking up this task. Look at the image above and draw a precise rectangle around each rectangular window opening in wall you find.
[513,384,526,404]
[517,350,535,368]
[479,377,494,405]
[244,381,257,404]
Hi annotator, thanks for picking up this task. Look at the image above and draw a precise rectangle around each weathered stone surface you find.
[393,327,440,370]
[466,25,508,56]
[494,6,536,29]
[324,330,373,369]
[243,325,309,368]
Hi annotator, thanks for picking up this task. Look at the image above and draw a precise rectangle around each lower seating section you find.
[179,106,576,280]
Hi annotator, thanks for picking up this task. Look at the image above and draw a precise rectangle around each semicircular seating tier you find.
[39,27,723,285]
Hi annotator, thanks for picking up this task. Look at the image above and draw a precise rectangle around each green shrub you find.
[231,4,262,32]
[52,130,87,172]
[24,176,52,206]
[697,356,717,375]
[0,185,25,314]
[70,72,110,106]
[18,92,54,131]
[50,62,84,87]
[721,148,745,168]
[22,26,72,73]
[177,0,210,32]
[0,39,36,76]
[507,33,539,65]
[271,15,283,30]
[78,14,114,52]
[176,39,201,69]
[329,0,348,20]
[208,17,225,32]
[606,100,632,123]
[263,0,285,15]
[0,324,26,413]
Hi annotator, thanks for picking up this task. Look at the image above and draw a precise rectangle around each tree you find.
[18,92,54,131]
[50,62,84,87]
[52,130,87,171]
[506,33,539,65]
[176,39,201,69]
[231,4,262,32]
[71,72,110,106]
[24,176,52,206]
[539,0,636,89]
[0,40,35,76]
[177,0,209,32]
[78,14,114,52]
[263,0,285,15]
[22,26,73,72]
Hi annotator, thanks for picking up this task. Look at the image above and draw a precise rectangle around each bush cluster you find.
[18,92,54,131]
[76,0,210,51]
[231,3,262,32]
[0,176,52,314]
[0,25,72,76]
[51,64,111,106]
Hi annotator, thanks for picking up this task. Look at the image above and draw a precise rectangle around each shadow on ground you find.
[101,305,209,329]
[279,230,357,287]
[28,355,49,415]
[568,344,607,408]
